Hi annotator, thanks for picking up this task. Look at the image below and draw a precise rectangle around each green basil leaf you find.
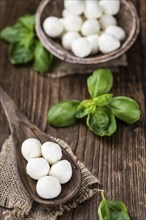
[48,100,80,127]
[33,41,53,73]
[93,94,113,106]
[18,14,35,31]
[87,69,113,98]
[17,27,35,49]
[98,192,131,220]
[109,96,141,124]
[76,99,96,118]
[0,23,22,43]
[87,107,117,136]
[9,43,34,64]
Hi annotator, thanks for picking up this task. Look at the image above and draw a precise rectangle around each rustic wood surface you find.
[0,0,146,220]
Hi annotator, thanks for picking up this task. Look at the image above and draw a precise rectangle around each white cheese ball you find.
[64,15,83,32]
[81,19,100,36]
[43,16,64,38]
[71,37,92,58]
[99,0,120,15]
[50,160,72,184]
[84,1,103,19]
[99,14,117,30]
[21,138,41,161]
[87,34,99,54]
[41,142,62,165]
[98,33,121,53]
[105,25,126,41]
[62,9,70,18]
[62,32,80,51]
[64,0,85,15]
[26,158,50,180]
[36,176,61,199]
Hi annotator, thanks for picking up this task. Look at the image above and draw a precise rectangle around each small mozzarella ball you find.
[71,37,92,58]
[26,158,50,180]
[99,0,120,15]
[99,14,117,30]
[64,0,85,15]
[49,160,72,184]
[21,138,41,161]
[43,16,64,38]
[62,32,80,51]
[105,25,126,41]
[84,0,103,19]
[36,176,61,199]
[98,33,121,53]
[64,15,83,32]
[60,18,65,25]
[87,34,99,54]
[41,142,62,165]
[62,9,70,18]
[81,19,100,36]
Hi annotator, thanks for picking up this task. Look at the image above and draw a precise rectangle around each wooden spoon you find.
[0,85,81,205]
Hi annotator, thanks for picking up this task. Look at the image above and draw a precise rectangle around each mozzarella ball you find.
[26,158,50,180]
[21,138,41,161]
[87,34,99,54]
[62,9,70,18]
[105,25,126,41]
[84,1,103,19]
[49,160,72,184]
[81,19,100,36]
[98,33,121,53]
[60,18,65,25]
[36,176,61,199]
[99,0,120,15]
[71,37,92,58]
[99,14,117,29]
[62,32,80,51]
[41,142,62,165]
[43,16,64,38]
[64,0,85,15]
[64,15,83,32]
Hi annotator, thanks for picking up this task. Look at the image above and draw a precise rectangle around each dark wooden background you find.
[0,0,146,219]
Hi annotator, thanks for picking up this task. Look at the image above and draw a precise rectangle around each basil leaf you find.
[48,100,80,127]
[9,43,34,64]
[33,41,53,73]
[98,192,131,220]
[87,107,117,136]
[87,69,113,98]
[76,99,96,118]
[0,23,22,43]
[93,94,113,107]
[18,14,35,31]
[109,96,141,124]
[18,27,35,48]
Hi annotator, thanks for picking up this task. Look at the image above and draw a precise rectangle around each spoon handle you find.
[0,84,24,133]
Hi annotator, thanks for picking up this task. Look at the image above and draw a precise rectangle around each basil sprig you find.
[48,69,141,136]
[98,192,131,220]
[0,14,53,73]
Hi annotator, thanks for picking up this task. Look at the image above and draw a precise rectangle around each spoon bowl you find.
[0,85,81,205]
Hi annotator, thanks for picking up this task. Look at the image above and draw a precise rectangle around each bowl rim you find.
[35,0,140,64]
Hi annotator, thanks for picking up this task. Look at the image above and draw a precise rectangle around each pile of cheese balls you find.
[21,138,72,199]
[43,0,126,58]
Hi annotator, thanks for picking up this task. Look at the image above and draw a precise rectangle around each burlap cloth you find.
[47,55,127,78]
[0,135,100,220]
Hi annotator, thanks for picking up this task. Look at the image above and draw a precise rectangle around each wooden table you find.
[0,0,146,219]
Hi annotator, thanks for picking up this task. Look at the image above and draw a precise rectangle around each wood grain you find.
[0,0,146,219]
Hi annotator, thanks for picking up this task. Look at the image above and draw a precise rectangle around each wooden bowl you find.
[35,0,140,64]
